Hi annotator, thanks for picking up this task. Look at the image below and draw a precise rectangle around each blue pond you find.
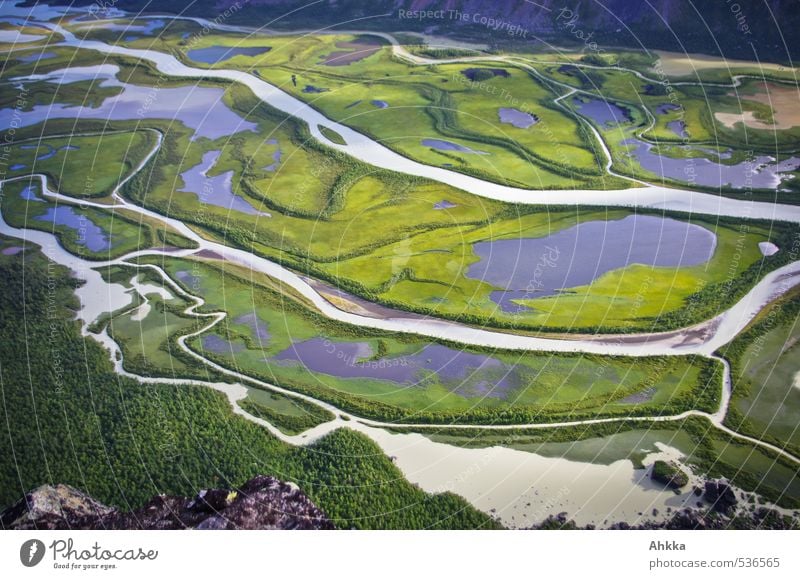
[10,164,26,171]
[20,184,43,201]
[180,150,269,216]
[263,140,282,172]
[434,200,457,210]
[201,334,243,354]
[175,270,201,287]
[371,100,389,109]
[234,312,271,342]
[16,51,57,63]
[187,45,272,64]
[34,206,110,252]
[624,139,800,189]
[498,107,538,129]
[655,103,681,115]
[466,215,717,313]
[422,139,488,155]
[667,120,688,138]
[572,96,630,126]
[21,143,79,161]
[273,341,518,399]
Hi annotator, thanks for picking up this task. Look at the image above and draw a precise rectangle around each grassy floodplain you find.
[0,49,793,334]
[0,178,194,260]
[721,288,800,457]
[138,27,624,190]
[123,253,722,425]
[130,22,800,200]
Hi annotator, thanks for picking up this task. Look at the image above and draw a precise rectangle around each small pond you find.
[422,139,488,155]
[34,206,110,251]
[234,312,271,342]
[20,184,43,201]
[498,107,538,129]
[16,51,56,63]
[201,334,243,354]
[179,150,268,216]
[572,96,631,126]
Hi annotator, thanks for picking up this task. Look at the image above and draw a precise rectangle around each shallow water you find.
[3,64,256,141]
[16,51,57,63]
[573,96,630,126]
[371,100,389,109]
[263,141,282,172]
[666,120,688,138]
[0,30,44,43]
[20,184,43,201]
[175,269,201,287]
[234,312,271,342]
[202,334,243,354]
[498,107,537,129]
[34,206,110,251]
[274,340,518,398]
[655,103,681,115]
[179,150,268,215]
[188,45,271,64]
[25,143,79,161]
[434,200,457,209]
[422,139,487,155]
[467,215,716,312]
[625,139,800,189]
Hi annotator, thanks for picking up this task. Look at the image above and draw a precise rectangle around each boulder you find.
[1,476,333,530]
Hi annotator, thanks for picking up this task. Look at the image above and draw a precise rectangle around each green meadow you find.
[119,253,722,425]
[1,51,793,334]
[722,289,800,457]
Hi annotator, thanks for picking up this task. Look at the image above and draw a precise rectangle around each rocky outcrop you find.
[704,479,738,516]
[1,475,334,530]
